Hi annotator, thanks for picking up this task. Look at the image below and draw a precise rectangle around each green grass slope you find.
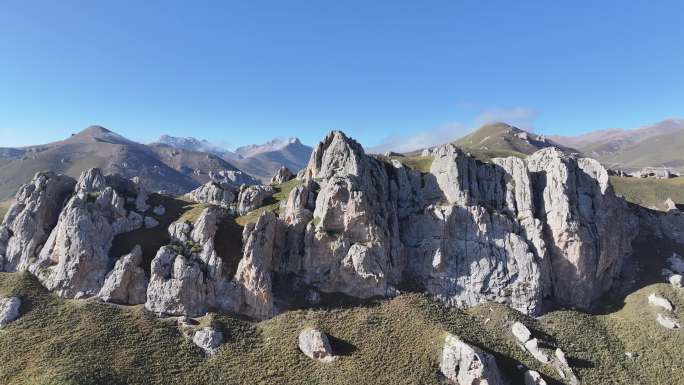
[1,265,681,385]
[610,176,684,210]
[599,130,684,171]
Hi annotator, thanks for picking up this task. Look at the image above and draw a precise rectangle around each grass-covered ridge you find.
[0,266,682,385]
[610,176,684,210]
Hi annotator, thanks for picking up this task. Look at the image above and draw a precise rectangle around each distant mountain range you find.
[0,126,312,201]
[154,135,312,182]
[551,118,684,172]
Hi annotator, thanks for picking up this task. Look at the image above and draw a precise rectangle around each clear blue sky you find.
[1,1,682,151]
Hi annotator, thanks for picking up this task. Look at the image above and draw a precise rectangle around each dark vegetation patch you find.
[110,194,200,275]
[214,217,244,279]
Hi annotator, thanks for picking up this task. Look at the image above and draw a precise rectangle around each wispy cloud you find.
[473,107,538,131]
[368,106,539,154]
[368,123,468,154]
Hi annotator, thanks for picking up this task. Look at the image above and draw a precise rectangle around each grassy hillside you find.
[610,176,684,210]
[599,130,684,171]
[1,255,682,385]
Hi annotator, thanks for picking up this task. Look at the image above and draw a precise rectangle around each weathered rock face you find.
[145,245,207,316]
[298,328,337,363]
[29,169,146,298]
[231,211,279,320]
[270,166,295,185]
[98,245,147,304]
[527,148,638,309]
[440,334,506,385]
[237,185,274,215]
[0,172,76,272]
[0,296,21,328]
[186,182,237,208]
[145,206,231,316]
[295,132,402,299]
[272,132,639,315]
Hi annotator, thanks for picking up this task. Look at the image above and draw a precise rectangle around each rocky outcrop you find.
[270,166,294,185]
[298,328,337,363]
[524,370,547,385]
[0,172,75,272]
[145,206,230,316]
[98,245,147,304]
[231,211,279,320]
[440,333,505,385]
[656,314,680,330]
[29,169,146,298]
[186,181,237,208]
[237,185,274,215]
[0,130,669,323]
[527,148,637,309]
[0,296,21,328]
[648,293,673,311]
[512,322,532,344]
[193,327,223,356]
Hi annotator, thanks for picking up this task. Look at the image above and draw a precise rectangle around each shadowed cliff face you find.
[0,130,680,323]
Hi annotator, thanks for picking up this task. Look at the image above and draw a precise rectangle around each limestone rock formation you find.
[526,148,637,309]
[98,245,148,304]
[29,169,146,298]
[237,185,273,215]
[440,333,505,385]
[270,166,295,185]
[193,327,224,356]
[186,181,237,208]
[0,296,21,328]
[0,172,76,272]
[298,328,337,363]
[146,206,239,317]
[145,245,207,316]
[231,211,279,320]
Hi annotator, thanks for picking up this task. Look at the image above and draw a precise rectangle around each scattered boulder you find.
[670,274,682,289]
[648,293,674,311]
[665,198,679,212]
[270,166,295,185]
[524,370,547,385]
[524,338,550,364]
[98,245,148,305]
[192,327,223,356]
[512,321,532,344]
[656,314,681,330]
[0,296,21,328]
[298,328,337,363]
[440,334,506,385]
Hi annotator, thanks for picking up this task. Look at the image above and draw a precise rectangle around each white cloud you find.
[473,107,539,131]
[368,122,468,154]
[368,106,539,154]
